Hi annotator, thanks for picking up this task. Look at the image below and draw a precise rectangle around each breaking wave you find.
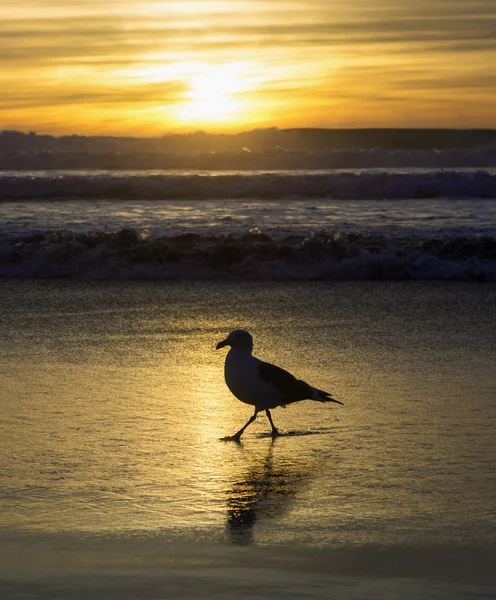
[1,169,496,201]
[2,228,495,282]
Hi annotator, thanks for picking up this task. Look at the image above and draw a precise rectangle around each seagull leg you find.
[221,409,258,442]
[265,409,280,437]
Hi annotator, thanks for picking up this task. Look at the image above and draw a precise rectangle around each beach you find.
[3,0,496,594]
[1,279,495,598]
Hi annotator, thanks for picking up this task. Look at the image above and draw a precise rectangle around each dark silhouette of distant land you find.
[1,128,496,170]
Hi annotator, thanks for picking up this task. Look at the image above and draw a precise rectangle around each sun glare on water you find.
[177,64,251,124]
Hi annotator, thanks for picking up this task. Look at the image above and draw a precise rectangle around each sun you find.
[176,64,249,124]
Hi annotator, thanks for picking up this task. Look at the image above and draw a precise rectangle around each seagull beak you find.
[216,339,229,350]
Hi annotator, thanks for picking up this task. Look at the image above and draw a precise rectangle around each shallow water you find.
[1,280,495,597]
[3,196,496,239]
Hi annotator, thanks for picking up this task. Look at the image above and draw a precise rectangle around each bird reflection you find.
[226,443,310,545]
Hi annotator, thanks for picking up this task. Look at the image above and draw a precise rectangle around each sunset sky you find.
[2,0,495,135]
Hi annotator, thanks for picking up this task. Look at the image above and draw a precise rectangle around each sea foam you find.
[1,228,494,281]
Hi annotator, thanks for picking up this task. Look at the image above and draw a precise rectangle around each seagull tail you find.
[313,388,344,405]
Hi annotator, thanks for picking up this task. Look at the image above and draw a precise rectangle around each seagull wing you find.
[258,361,343,406]
[257,361,314,404]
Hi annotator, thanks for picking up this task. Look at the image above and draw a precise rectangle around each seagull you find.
[216,329,343,441]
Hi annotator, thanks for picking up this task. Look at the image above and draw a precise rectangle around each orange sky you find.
[1,0,496,135]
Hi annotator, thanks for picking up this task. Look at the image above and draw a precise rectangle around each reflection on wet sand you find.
[226,442,311,545]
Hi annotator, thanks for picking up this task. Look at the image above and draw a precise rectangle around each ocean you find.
[1,163,495,598]
[1,168,496,281]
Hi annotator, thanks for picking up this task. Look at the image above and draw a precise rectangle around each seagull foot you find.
[220,434,242,444]
[271,428,281,438]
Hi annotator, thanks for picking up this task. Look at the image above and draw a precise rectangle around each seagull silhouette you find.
[216,329,343,441]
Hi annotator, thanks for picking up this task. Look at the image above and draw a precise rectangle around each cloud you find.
[1,0,495,131]
[3,2,495,53]
[0,80,186,111]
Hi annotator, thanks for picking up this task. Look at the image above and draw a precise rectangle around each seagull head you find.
[216,329,253,353]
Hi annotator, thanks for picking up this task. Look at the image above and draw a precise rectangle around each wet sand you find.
[1,280,495,598]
